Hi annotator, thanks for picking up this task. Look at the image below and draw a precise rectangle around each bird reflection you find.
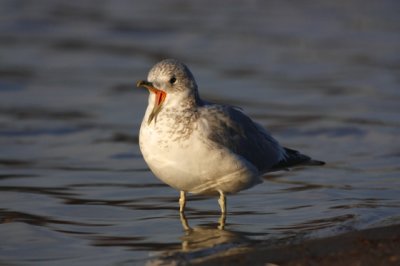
[146,213,252,265]
[178,212,248,253]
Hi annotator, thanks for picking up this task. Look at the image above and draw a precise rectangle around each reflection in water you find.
[147,214,252,265]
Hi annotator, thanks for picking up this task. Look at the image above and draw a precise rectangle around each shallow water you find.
[1,0,400,265]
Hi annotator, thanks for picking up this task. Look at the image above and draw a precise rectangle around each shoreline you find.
[196,223,400,265]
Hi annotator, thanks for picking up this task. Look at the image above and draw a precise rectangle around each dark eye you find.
[169,77,176,84]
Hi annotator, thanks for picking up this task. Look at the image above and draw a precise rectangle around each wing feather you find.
[199,104,286,172]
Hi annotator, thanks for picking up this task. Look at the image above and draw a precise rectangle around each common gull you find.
[137,59,324,214]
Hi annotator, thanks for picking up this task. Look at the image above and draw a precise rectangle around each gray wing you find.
[199,104,287,172]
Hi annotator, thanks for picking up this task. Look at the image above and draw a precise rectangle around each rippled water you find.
[1,0,400,265]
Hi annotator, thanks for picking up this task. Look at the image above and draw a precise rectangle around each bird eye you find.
[169,77,176,84]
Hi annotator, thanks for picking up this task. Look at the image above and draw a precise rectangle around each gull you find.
[137,59,324,214]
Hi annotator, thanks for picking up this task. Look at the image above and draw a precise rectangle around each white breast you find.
[139,117,261,195]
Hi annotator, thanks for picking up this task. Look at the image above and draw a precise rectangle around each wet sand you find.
[198,224,400,266]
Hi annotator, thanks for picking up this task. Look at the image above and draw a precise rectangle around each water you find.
[1,0,400,265]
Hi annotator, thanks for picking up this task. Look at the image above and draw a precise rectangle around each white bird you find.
[137,59,324,214]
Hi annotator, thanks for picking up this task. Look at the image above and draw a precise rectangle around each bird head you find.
[137,59,199,125]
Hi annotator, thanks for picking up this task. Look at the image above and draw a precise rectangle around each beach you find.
[199,224,400,266]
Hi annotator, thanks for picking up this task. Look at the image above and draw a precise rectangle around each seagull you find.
[137,59,324,214]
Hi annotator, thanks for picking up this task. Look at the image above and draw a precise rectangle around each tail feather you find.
[271,147,325,171]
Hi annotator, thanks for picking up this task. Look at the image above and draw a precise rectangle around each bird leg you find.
[218,212,226,230]
[218,190,226,214]
[179,212,191,231]
[179,191,186,213]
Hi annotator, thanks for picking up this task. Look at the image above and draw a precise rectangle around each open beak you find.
[136,80,167,125]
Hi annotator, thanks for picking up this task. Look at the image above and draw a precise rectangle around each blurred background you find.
[1,0,399,265]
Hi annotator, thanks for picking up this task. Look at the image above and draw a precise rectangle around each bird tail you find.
[270,147,325,171]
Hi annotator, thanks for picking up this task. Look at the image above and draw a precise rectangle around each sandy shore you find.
[198,224,400,266]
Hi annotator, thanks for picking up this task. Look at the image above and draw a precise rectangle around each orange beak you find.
[137,80,167,124]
